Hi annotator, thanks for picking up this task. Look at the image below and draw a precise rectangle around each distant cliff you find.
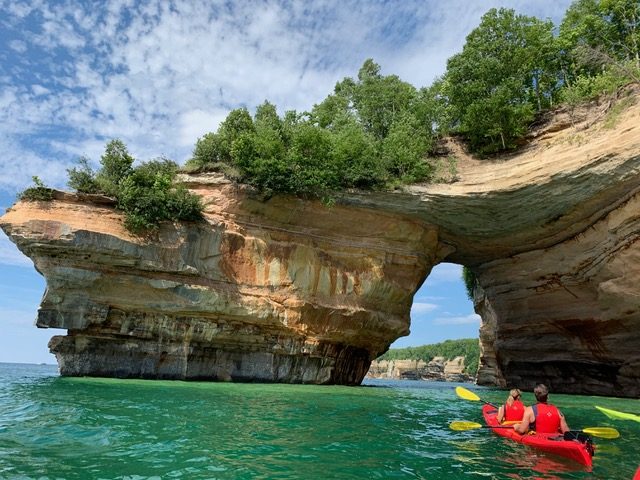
[367,357,473,383]
[2,92,639,396]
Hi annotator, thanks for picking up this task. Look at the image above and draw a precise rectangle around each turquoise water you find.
[0,363,638,479]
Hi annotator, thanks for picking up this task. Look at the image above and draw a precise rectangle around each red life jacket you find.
[532,403,561,433]
[504,400,525,421]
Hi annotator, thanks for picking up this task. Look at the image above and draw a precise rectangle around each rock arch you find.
[2,97,639,396]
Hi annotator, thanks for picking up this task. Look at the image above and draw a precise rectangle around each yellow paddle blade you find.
[449,421,483,431]
[582,427,620,439]
[455,386,480,402]
[595,405,640,423]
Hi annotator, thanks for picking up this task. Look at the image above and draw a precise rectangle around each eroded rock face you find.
[2,93,640,395]
[474,192,640,396]
[366,357,473,382]
[1,186,441,384]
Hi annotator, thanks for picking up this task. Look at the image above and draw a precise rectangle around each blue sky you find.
[0,0,573,363]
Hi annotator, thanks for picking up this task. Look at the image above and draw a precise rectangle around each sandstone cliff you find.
[1,185,440,384]
[366,357,473,382]
[2,91,639,395]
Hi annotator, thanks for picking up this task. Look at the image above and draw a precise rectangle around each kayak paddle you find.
[455,386,497,408]
[595,405,640,423]
[449,421,620,439]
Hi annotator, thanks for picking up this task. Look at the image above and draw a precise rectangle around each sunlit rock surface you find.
[1,186,440,384]
[2,92,639,395]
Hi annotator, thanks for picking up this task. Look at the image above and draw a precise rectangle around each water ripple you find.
[0,366,638,479]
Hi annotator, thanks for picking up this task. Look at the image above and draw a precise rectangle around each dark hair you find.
[534,383,549,402]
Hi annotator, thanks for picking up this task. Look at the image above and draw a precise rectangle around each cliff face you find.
[367,357,472,382]
[2,93,640,395]
[1,185,441,384]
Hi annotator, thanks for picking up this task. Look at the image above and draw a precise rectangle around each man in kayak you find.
[497,388,525,423]
[514,383,570,434]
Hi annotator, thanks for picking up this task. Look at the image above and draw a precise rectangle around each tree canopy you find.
[187,0,638,195]
[445,8,557,153]
[186,59,446,197]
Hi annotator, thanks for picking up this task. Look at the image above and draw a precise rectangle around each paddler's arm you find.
[497,405,505,423]
[514,406,534,434]
[559,410,570,434]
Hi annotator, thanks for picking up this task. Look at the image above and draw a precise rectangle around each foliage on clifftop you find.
[185,60,445,197]
[187,0,639,198]
[65,140,203,233]
[377,338,480,375]
[19,176,54,202]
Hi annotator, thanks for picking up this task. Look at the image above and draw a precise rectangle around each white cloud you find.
[31,84,50,96]
[433,314,481,326]
[0,133,72,192]
[411,302,438,315]
[179,109,228,147]
[425,263,463,286]
[8,39,27,53]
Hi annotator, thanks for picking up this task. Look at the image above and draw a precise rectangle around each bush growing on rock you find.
[19,176,54,202]
[66,140,203,233]
[187,59,445,198]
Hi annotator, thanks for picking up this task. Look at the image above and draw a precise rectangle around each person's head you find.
[534,383,549,403]
[506,388,521,405]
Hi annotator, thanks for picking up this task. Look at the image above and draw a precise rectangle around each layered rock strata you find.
[2,92,640,395]
[1,187,441,384]
[366,357,472,382]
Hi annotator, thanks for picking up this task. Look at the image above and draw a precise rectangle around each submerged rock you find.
[2,93,640,395]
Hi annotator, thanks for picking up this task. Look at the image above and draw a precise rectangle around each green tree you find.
[352,59,418,140]
[286,123,337,195]
[218,107,255,165]
[254,101,283,133]
[190,132,226,167]
[330,119,383,189]
[377,338,480,375]
[560,0,640,80]
[381,112,432,183]
[187,59,446,196]
[414,78,451,139]
[602,0,640,68]
[67,156,100,193]
[309,84,354,130]
[445,8,557,153]
[96,139,134,196]
[66,141,203,233]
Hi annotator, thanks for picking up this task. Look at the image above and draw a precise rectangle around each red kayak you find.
[633,466,640,480]
[482,404,594,467]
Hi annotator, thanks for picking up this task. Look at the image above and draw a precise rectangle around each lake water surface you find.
[0,363,638,479]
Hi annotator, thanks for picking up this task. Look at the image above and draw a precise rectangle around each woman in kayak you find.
[497,388,525,423]
[514,383,570,434]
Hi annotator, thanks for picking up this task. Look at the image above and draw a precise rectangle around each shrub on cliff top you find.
[19,176,54,202]
[66,140,203,233]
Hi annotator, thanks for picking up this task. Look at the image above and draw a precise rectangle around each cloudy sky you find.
[0,0,573,363]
